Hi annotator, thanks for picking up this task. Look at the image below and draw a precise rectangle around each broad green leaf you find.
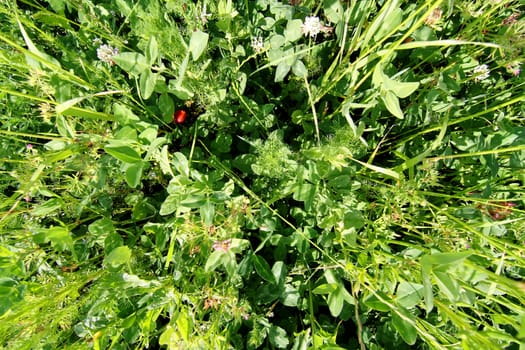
[200,200,215,226]
[105,144,142,163]
[292,59,307,78]
[32,198,63,216]
[180,193,207,208]
[172,152,190,177]
[124,161,144,188]
[160,194,179,215]
[104,232,124,254]
[281,284,300,307]
[88,217,115,245]
[217,0,238,32]
[275,62,291,82]
[392,312,417,345]
[291,329,311,350]
[422,251,473,266]
[434,270,460,302]
[284,19,303,43]
[292,182,316,210]
[114,126,138,141]
[386,80,420,98]
[104,246,131,269]
[56,114,76,138]
[146,36,158,64]
[176,311,192,342]
[373,6,403,42]
[114,103,140,124]
[56,97,85,117]
[363,292,392,312]
[327,285,344,317]
[189,30,209,61]
[396,281,424,308]
[139,127,158,144]
[269,35,286,54]
[272,261,286,287]
[422,269,434,314]
[312,283,338,295]
[139,70,155,100]
[205,250,224,272]
[382,90,404,119]
[253,255,275,284]
[211,133,233,153]
[47,226,73,252]
[113,52,149,76]
[269,325,289,349]
[171,84,194,100]
[158,146,174,177]
[159,326,174,346]
[324,0,344,23]
[421,251,472,313]
[158,93,175,122]
[115,0,132,16]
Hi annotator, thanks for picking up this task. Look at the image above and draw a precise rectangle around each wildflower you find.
[251,36,264,53]
[26,144,33,150]
[502,13,520,26]
[472,64,490,82]
[203,296,221,310]
[506,62,521,76]
[212,239,231,253]
[424,8,443,27]
[96,44,119,65]
[198,3,211,24]
[302,16,321,38]
[38,102,53,123]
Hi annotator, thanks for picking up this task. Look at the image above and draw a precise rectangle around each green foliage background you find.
[1,0,524,349]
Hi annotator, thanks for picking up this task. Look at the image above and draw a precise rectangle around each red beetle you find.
[173,109,188,124]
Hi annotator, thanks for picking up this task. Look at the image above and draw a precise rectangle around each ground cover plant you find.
[1,0,524,349]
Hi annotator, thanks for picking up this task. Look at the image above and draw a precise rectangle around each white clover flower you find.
[97,44,119,65]
[473,64,490,82]
[302,16,321,38]
[251,36,264,53]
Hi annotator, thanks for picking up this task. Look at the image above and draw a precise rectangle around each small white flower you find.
[302,16,321,38]
[97,44,119,65]
[251,36,264,53]
[473,64,490,82]
[198,3,211,24]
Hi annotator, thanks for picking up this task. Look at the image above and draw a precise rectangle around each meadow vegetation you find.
[0,0,524,349]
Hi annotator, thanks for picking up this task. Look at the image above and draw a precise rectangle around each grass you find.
[0,0,524,349]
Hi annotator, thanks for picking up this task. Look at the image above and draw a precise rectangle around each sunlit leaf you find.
[104,144,142,163]
[104,246,131,269]
[113,52,149,76]
[189,30,209,61]
[392,311,417,345]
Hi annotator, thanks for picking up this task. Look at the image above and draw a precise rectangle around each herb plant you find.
[1,0,524,349]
